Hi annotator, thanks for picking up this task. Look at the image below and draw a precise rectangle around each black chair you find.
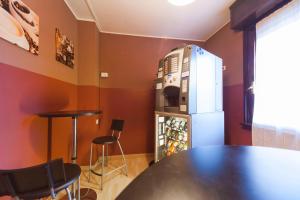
[0,159,81,200]
[89,119,128,190]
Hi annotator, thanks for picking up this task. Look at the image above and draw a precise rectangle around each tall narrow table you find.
[38,110,102,163]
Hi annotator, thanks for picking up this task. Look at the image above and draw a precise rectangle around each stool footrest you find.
[90,164,126,177]
[91,169,103,177]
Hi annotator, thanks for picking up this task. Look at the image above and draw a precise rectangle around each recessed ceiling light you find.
[168,0,195,6]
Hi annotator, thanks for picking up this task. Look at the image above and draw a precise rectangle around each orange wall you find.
[205,24,251,145]
[99,33,204,155]
[0,1,249,176]
[76,21,101,165]
[78,21,100,87]
[0,63,77,169]
[77,85,100,165]
[0,0,80,171]
[0,0,78,85]
[0,1,101,172]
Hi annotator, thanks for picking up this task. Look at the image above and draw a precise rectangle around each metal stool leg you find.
[117,140,128,176]
[77,177,80,200]
[88,143,93,182]
[105,144,109,166]
[101,144,104,190]
[66,188,72,200]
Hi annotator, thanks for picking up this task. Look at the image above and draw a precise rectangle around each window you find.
[253,0,300,131]
[230,0,292,129]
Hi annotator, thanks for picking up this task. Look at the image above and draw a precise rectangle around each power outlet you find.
[100,72,109,78]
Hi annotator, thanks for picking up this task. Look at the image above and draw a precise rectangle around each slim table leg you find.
[47,117,52,161]
[71,117,78,198]
[105,144,108,166]
[72,116,78,164]
[77,177,80,200]
[101,144,104,190]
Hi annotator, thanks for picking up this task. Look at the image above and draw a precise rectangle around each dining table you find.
[38,110,102,163]
[117,145,300,200]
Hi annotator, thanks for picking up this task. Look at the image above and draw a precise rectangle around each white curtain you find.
[252,0,300,150]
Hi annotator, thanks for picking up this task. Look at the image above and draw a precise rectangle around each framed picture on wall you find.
[55,28,74,68]
[0,0,39,55]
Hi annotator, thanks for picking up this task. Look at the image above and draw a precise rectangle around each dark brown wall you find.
[205,24,251,145]
[99,33,204,155]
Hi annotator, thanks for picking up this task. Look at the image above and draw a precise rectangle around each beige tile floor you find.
[79,154,154,200]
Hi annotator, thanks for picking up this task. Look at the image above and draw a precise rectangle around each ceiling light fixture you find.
[168,0,195,6]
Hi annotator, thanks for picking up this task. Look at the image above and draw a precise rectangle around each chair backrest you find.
[111,119,124,132]
[0,159,66,198]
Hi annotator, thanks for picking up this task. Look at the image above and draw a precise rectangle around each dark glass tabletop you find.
[117,145,300,200]
[38,110,102,118]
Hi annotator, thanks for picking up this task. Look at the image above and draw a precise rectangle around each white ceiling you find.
[64,0,94,22]
[64,0,235,41]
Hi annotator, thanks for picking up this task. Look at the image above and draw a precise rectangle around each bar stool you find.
[0,159,81,200]
[89,119,128,190]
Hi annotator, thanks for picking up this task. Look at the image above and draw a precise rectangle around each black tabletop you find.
[38,110,102,118]
[117,146,300,200]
